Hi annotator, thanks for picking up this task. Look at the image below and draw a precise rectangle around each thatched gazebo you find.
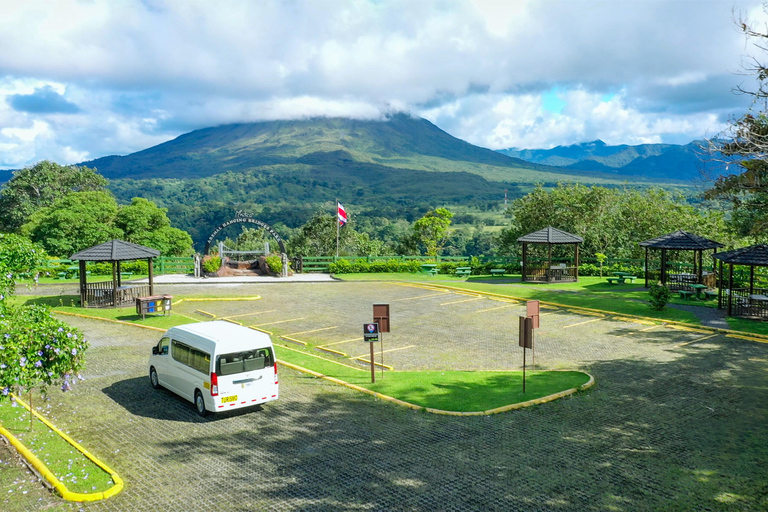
[70,240,160,308]
[713,245,768,319]
[638,230,723,289]
[518,227,583,283]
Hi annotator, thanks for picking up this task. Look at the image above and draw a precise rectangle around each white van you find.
[148,321,278,416]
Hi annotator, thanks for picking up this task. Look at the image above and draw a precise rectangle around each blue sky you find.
[0,0,765,169]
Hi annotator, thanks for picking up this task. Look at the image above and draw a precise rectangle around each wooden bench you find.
[490,269,506,277]
[455,267,472,277]
[622,275,637,283]
[120,272,134,280]
[679,290,695,299]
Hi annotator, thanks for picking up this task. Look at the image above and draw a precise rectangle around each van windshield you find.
[216,348,273,376]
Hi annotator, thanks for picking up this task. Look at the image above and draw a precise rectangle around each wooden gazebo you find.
[518,227,583,283]
[638,230,723,289]
[713,245,768,319]
[70,240,160,308]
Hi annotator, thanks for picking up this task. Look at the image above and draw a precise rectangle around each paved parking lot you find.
[3,281,768,511]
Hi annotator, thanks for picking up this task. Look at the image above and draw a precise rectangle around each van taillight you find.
[210,372,219,396]
[274,362,278,384]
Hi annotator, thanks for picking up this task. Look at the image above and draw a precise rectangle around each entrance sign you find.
[204,211,286,255]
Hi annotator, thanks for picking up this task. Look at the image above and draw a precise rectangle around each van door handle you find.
[233,376,262,384]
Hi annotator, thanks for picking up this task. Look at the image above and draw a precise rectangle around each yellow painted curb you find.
[195,309,216,318]
[53,311,166,332]
[726,334,768,344]
[248,326,273,335]
[221,318,243,326]
[280,335,307,346]
[316,346,348,357]
[1,394,123,502]
[278,361,594,416]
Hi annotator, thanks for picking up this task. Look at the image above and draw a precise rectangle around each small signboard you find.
[526,300,540,329]
[373,304,390,332]
[519,316,533,349]
[363,323,380,342]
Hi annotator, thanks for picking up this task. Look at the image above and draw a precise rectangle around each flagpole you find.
[336,199,340,258]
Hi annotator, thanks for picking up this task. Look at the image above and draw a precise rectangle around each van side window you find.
[171,340,211,375]
[157,337,170,355]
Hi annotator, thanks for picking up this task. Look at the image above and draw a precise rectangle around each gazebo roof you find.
[70,240,160,262]
[517,227,583,244]
[713,244,768,266]
[638,230,723,250]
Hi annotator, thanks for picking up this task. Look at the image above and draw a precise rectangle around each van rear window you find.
[217,348,273,376]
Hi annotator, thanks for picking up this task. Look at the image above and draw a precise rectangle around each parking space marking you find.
[675,333,719,348]
[394,293,448,301]
[221,310,277,320]
[257,317,306,326]
[476,304,519,313]
[351,345,416,360]
[276,343,366,371]
[439,297,484,306]
[638,324,662,332]
[562,317,603,329]
[283,326,338,337]
[320,337,363,346]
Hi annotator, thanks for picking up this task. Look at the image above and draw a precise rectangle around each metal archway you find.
[204,212,286,255]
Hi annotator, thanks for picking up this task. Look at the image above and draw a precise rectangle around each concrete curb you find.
[277,360,594,416]
[1,394,123,502]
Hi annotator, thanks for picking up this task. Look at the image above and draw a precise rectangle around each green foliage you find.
[22,190,123,257]
[413,208,454,257]
[0,239,86,402]
[648,283,672,311]
[0,160,108,232]
[114,197,193,256]
[329,259,423,274]
[578,262,644,277]
[265,254,284,274]
[202,256,221,273]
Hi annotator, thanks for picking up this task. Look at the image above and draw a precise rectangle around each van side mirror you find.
[152,346,158,355]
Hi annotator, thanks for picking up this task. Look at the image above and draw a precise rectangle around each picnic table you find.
[120,271,134,280]
[420,264,438,276]
[690,283,708,299]
[455,267,472,277]
[490,269,506,277]
[605,274,637,284]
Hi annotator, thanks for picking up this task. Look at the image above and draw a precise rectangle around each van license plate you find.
[221,395,237,403]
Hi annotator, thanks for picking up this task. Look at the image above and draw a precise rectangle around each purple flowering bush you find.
[0,234,85,401]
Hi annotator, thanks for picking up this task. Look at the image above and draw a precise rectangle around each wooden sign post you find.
[519,316,533,393]
[363,323,379,383]
[373,304,390,378]
[526,300,540,370]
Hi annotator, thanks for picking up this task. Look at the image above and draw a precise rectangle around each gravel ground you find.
[3,281,767,511]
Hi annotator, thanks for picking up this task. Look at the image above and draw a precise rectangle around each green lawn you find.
[0,398,115,495]
[276,343,590,412]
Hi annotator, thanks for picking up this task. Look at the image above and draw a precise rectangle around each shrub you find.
[648,283,671,310]
[265,254,285,274]
[202,256,221,273]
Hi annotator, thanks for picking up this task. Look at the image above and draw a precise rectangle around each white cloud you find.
[0,0,763,167]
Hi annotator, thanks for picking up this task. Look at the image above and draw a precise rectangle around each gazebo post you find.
[661,248,667,285]
[112,261,118,308]
[644,247,649,288]
[78,260,87,306]
[749,266,754,296]
[547,244,552,282]
[574,243,579,281]
[117,261,122,287]
[148,258,154,296]
[693,250,697,280]
[728,263,733,317]
[718,259,723,309]
[522,243,527,282]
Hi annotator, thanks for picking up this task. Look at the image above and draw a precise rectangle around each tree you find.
[0,235,86,425]
[114,197,193,256]
[21,190,123,257]
[413,208,454,257]
[703,10,768,241]
[288,212,354,257]
[0,160,108,232]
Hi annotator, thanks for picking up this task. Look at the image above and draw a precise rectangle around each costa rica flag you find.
[338,203,347,226]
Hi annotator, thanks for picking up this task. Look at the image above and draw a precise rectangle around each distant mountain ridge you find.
[498,139,706,181]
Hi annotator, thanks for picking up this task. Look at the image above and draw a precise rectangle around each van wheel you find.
[194,390,208,417]
[149,367,160,389]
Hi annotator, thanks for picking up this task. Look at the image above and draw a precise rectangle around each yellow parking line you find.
[562,317,603,329]
[276,344,366,371]
[321,337,363,346]
[257,317,306,326]
[439,297,484,306]
[476,304,519,313]
[317,346,348,357]
[394,293,448,301]
[351,345,416,360]
[283,326,338,337]
[638,324,661,332]
[195,309,216,318]
[249,326,272,335]
[726,334,768,344]
[676,333,718,347]
[567,310,605,317]
[221,310,276,320]
[280,336,307,346]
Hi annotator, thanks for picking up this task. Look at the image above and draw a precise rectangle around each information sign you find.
[363,323,380,342]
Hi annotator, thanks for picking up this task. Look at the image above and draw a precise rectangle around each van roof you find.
[166,321,272,353]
